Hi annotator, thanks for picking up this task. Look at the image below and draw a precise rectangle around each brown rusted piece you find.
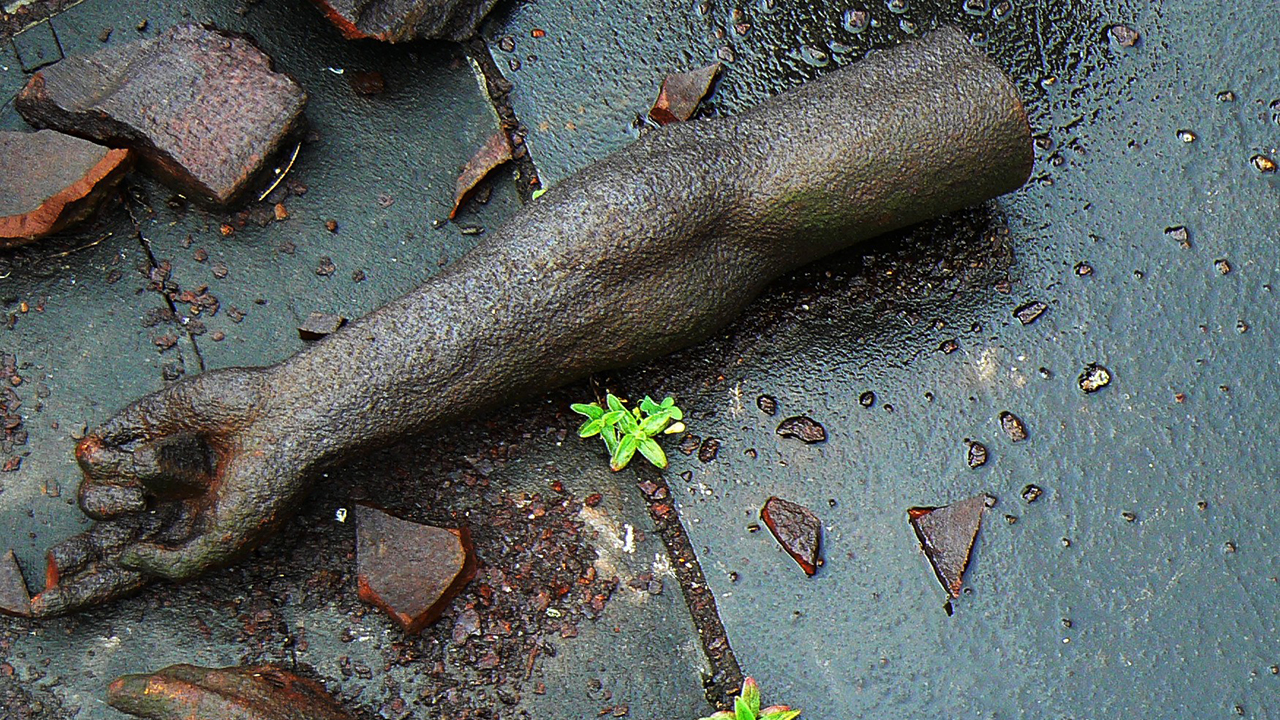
[908,493,993,598]
[775,415,827,444]
[15,24,306,207]
[107,664,354,720]
[0,549,32,617]
[0,130,132,247]
[307,0,501,42]
[355,504,476,633]
[451,131,513,219]
[298,312,348,341]
[761,496,821,576]
[649,63,722,126]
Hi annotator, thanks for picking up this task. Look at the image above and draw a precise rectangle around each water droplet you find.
[757,0,781,14]
[795,44,830,67]
[886,0,908,14]
[859,391,876,408]
[992,1,1013,22]
[1236,319,1249,333]
[999,411,1028,442]
[1074,261,1093,276]
[1215,258,1232,275]
[963,0,988,16]
[968,31,988,46]
[1216,90,1236,102]
[828,39,855,55]
[1165,225,1190,247]
[1176,129,1197,143]
[842,8,870,33]
[1251,154,1277,173]
[1121,511,1136,522]
[898,18,918,33]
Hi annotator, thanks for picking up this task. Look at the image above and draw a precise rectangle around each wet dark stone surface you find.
[760,496,821,576]
[308,0,501,42]
[15,24,307,206]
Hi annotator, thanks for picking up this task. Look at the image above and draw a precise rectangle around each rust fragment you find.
[648,63,722,126]
[15,24,306,206]
[908,493,993,598]
[107,664,354,720]
[0,130,132,247]
[451,132,513,219]
[355,504,477,633]
[0,549,31,617]
[775,415,826,443]
[761,496,821,575]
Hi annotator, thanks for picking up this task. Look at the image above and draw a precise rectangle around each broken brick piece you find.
[908,493,993,598]
[108,664,355,720]
[16,24,307,206]
[356,504,476,634]
[0,130,132,247]
[307,0,502,42]
[761,496,821,576]
[649,63,722,126]
[0,549,31,618]
[297,312,348,341]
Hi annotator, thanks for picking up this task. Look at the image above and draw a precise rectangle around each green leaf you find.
[660,396,675,409]
[617,409,640,434]
[697,712,736,720]
[570,402,603,420]
[735,697,754,720]
[578,418,604,438]
[640,396,662,415]
[531,187,546,200]
[606,393,626,414]
[611,434,638,471]
[601,410,626,427]
[759,711,800,720]
[663,421,686,435]
[640,413,672,437]
[601,425,620,456]
[637,438,668,468]
[666,404,684,421]
[740,678,761,716]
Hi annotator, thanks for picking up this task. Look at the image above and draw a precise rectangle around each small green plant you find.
[570,393,685,471]
[699,677,800,720]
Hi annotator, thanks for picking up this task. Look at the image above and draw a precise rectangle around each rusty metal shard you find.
[15,24,307,206]
[0,549,32,617]
[649,63,722,126]
[307,0,501,42]
[355,504,477,634]
[761,497,821,576]
[107,664,354,720]
[0,130,132,247]
[908,493,993,598]
[451,131,512,219]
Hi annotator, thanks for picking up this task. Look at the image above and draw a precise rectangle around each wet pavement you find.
[3,0,1280,717]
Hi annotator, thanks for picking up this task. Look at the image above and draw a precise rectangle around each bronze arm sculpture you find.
[28,27,1032,617]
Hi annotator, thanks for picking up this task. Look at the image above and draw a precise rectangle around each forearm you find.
[261,27,1031,468]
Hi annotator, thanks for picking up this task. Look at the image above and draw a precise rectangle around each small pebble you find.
[1214,258,1232,275]
[1121,511,1136,522]
[1176,129,1196,143]
[1074,262,1094,276]
[756,394,778,416]
[1078,363,1112,393]
[966,441,988,468]
[776,415,827,443]
[999,411,1028,442]
[1021,484,1043,503]
[1014,300,1048,325]
[1109,23,1139,47]
[1217,90,1235,102]
[1252,154,1277,173]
